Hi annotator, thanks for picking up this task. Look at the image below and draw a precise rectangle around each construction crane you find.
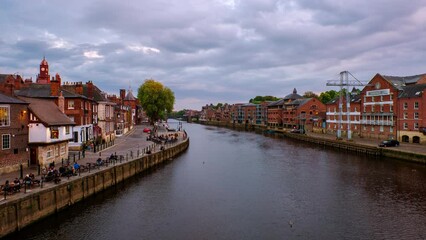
[326,71,370,140]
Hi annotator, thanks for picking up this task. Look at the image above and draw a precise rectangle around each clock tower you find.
[36,56,51,84]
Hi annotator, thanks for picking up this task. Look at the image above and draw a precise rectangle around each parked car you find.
[143,128,151,133]
[379,140,399,147]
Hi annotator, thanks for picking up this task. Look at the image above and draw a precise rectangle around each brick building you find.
[397,84,426,143]
[0,93,29,174]
[326,93,361,137]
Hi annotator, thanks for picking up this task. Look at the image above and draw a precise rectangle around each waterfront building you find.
[255,101,269,126]
[267,99,284,128]
[360,73,426,140]
[19,96,75,166]
[326,91,361,137]
[0,92,29,174]
[62,81,116,144]
[397,83,426,143]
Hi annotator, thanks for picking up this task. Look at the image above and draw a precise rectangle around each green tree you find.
[318,90,339,104]
[303,91,318,98]
[137,79,175,124]
[249,95,279,104]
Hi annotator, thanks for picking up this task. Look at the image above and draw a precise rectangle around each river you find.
[5,121,426,240]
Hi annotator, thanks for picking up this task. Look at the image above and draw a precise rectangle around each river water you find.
[6,122,426,240]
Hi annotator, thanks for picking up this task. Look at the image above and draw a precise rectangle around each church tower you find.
[36,57,51,84]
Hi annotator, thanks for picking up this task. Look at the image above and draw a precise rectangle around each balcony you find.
[362,112,394,117]
[360,120,394,126]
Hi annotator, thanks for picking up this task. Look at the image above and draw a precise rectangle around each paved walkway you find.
[0,124,184,203]
[304,130,426,155]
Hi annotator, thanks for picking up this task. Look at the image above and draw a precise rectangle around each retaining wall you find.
[0,139,189,238]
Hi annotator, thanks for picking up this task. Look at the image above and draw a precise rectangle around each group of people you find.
[2,173,39,195]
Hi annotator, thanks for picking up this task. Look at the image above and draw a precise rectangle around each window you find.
[403,123,408,129]
[363,106,366,113]
[354,107,357,112]
[403,102,408,110]
[50,126,59,139]
[60,146,65,154]
[371,105,375,112]
[65,126,70,134]
[414,112,419,119]
[380,125,384,132]
[390,105,393,112]
[404,112,408,119]
[390,126,393,133]
[371,96,375,102]
[55,146,60,156]
[68,100,75,109]
[2,134,10,149]
[414,102,419,109]
[46,149,53,159]
[380,96,383,101]
[380,105,384,112]
[0,105,10,126]
[414,122,419,129]
[371,126,374,131]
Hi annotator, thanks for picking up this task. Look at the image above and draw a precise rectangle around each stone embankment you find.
[0,137,189,238]
[198,121,426,164]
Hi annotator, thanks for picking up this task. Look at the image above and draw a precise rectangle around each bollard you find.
[82,149,85,158]
[38,164,41,176]
[78,152,81,160]
[24,182,27,194]
[20,164,23,179]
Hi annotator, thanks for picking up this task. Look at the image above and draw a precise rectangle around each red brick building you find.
[397,83,426,143]
[0,93,29,174]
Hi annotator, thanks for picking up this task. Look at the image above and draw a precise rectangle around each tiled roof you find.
[381,73,426,89]
[268,99,284,106]
[18,97,75,126]
[398,84,426,98]
[15,84,85,99]
[124,90,136,101]
[0,92,28,104]
[287,98,310,107]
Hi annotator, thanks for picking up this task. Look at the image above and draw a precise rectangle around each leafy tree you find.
[137,79,175,124]
[303,91,318,98]
[249,95,279,104]
[318,90,339,104]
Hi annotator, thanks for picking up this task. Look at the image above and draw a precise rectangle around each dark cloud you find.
[0,0,425,110]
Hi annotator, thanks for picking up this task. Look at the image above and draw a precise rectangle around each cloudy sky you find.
[1,0,425,110]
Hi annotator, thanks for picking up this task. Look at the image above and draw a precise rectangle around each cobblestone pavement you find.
[0,124,183,203]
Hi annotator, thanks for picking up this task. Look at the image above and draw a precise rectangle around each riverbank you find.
[0,126,189,238]
[198,121,426,164]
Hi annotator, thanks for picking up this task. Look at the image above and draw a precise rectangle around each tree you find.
[137,79,175,124]
[249,95,279,104]
[303,91,318,98]
[318,90,339,104]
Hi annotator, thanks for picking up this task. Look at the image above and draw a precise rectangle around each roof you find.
[398,84,426,98]
[0,92,28,104]
[15,84,86,99]
[284,88,303,101]
[18,97,75,126]
[381,73,426,89]
[268,99,284,107]
[286,98,310,107]
[326,94,361,104]
[124,90,136,101]
[62,83,111,102]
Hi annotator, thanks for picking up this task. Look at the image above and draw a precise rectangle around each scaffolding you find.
[326,71,370,140]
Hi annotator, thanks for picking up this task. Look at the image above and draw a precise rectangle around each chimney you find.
[120,89,126,101]
[50,79,60,96]
[58,91,65,113]
[55,73,62,85]
[87,81,93,99]
[75,82,83,95]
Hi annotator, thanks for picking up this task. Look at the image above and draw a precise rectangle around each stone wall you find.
[0,138,189,238]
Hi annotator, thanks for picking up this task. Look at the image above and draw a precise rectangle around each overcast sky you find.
[1,0,425,110]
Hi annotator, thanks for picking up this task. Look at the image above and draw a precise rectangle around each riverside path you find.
[0,124,184,203]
